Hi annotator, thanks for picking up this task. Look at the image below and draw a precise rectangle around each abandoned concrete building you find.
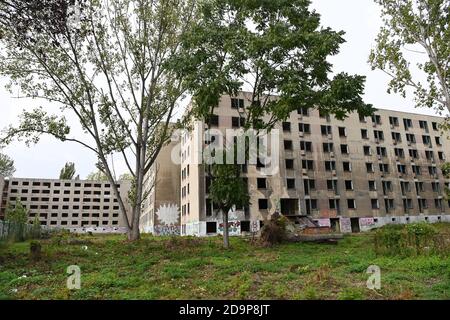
[0,176,131,233]
[2,92,450,236]
[176,92,450,236]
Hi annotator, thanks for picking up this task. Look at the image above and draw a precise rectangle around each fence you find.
[0,220,56,242]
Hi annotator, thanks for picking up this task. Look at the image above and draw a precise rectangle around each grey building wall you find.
[0,176,131,233]
[140,139,181,235]
[180,92,450,235]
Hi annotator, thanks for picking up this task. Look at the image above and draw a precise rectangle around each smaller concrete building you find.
[0,175,131,233]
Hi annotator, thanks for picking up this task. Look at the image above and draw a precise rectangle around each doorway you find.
[350,218,360,233]
[330,218,340,232]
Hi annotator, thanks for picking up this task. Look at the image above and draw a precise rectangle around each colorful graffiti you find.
[360,217,376,227]
[250,221,259,233]
[340,217,352,233]
[218,221,241,235]
[315,219,331,227]
[153,203,180,236]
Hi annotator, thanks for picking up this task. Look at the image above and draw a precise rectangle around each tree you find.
[170,0,374,128]
[59,161,76,179]
[0,151,15,177]
[369,0,449,114]
[118,173,133,181]
[86,170,109,181]
[0,0,196,240]
[208,150,250,249]
[5,199,28,224]
[32,215,42,238]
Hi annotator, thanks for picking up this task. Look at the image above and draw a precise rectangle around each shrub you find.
[374,222,448,256]
[29,241,42,261]
[259,213,288,246]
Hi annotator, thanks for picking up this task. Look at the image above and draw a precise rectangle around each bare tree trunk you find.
[223,210,229,249]
[126,205,141,241]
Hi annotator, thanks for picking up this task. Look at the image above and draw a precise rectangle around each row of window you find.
[297,159,442,176]
[30,212,119,218]
[15,203,120,210]
[29,212,119,218]
[255,198,446,213]
[32,220,119,226]
[10,181,118,188]
[292,139,446,161]
[286,125,443,148]
[256,178,445,192]
[9,189,114,196]
[8,196,117,203]
[8,198,118,207]
[230,98,441,134]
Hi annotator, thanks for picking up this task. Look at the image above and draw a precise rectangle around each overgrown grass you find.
[1,224,450,300]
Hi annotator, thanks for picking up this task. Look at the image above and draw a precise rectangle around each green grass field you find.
[1,225,449,300]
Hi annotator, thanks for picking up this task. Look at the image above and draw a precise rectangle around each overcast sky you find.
[0,0,443,179]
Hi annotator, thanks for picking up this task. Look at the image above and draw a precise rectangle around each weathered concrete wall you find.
[141,138,181,236]
[1,177,131,229]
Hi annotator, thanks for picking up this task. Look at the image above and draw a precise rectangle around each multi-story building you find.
[139,138,181,235]
[179,92,450,236]
[0,176,131,233]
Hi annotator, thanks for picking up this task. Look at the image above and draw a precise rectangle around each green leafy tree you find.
[0,0,196,240]
[86,170,109,181]
[170,0,374,128]
[118,173,133,181]
[59,162,76,180]
[209,161,250,249]
[5,199,28,224]
[369,0,449,114]
[0,151,15,177]
[32,215,42,238]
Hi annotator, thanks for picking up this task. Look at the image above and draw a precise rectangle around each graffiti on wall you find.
[218,221,241,235]
[156,204,179,225]
[315,219,331,227]
[250,221,259,233]
[154,203,180,236]
[360,218,376,228]
[340,217,352,233]
[154,225,181,236]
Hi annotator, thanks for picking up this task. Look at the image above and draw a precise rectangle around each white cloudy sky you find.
[0,0,442,178]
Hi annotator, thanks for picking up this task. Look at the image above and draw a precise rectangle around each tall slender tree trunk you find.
[223,210,229,249]
[127,205,141,241]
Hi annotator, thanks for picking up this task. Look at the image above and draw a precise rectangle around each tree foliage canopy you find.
[208,162,250,215]
[59,161,76,179]
[86,170,109,181]
[0,0,196,240]
[170,0,374,128]
[369,0,449,113]
[0,151,15,177]
[5,199,28,224]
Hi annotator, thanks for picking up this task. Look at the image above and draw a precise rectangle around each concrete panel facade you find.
[0,176,131,233]
[179,92,450,235]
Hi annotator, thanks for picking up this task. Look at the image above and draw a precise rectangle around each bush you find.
[259,213,288,246]
[374,222,448,256]
[29,241,42,261]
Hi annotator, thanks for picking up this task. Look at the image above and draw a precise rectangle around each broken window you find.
[282,122,291,132]
[298,123,311,133]
[300,141,312,152]
[361,129,368,139]
[258,199,269,210]
[347,199,356,209]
